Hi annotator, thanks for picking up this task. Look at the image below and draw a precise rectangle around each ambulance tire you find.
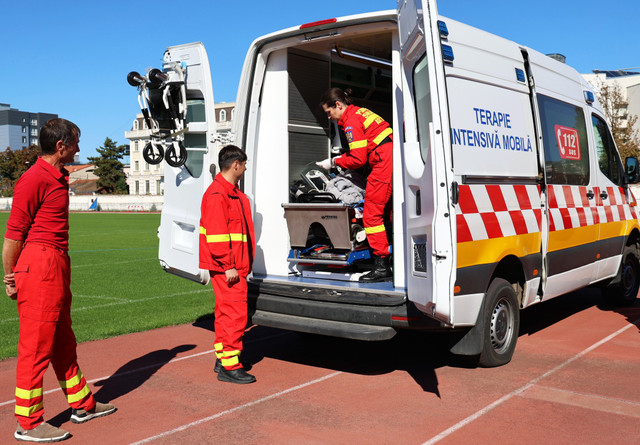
[478,278,520,368]
[605,245,640,307]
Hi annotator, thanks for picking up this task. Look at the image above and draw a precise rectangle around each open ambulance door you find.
[157,42,218,284]
[397,0,455,323]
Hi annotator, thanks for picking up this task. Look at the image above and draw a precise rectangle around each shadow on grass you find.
[49,344,196,427]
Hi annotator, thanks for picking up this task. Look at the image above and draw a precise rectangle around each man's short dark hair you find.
[40,119,80,155]
[218,145,247,171]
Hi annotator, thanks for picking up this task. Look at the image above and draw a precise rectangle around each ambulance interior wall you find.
[250,28,394,278]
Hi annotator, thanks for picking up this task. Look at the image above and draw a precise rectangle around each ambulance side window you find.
[537,95,590,185]
[413,55,433,163]
[592,114,623,186]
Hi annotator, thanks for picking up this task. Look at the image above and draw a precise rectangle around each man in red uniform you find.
[318,88,393,282]
[199,145,256,384]
[3,118,116,442]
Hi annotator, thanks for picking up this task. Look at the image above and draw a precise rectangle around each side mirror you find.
[625,157,640,184]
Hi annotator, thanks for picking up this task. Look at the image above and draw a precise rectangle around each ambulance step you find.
[251,311,397,341]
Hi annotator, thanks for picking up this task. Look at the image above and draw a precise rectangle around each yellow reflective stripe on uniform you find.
[373,127,393,145]
[15,387,43,400]
[15,402,43,417]
[349,140,367,150]
[365,224,386,234]
[363,115,377,129]
[58,370,84,389]
[220,349,240,367]
[65,385,91,403]
[200,227,246,243]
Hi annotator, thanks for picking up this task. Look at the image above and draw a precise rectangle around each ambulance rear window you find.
[537,95,589,185]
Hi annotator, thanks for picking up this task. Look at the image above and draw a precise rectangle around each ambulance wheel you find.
[605,245,640,306]
[143,142,164,165]
[478,278,520,368]
[165,141,187,167]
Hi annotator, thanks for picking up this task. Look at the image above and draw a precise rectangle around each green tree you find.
[87,138,129,194]
[0,145,40,197]
[595,82,640,160]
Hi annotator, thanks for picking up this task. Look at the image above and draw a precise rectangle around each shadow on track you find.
[49,344,196,427]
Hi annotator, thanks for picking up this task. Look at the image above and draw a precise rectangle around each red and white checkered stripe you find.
[547,185,635,231]
[456,184,542,243]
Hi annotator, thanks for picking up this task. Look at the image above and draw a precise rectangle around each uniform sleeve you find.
[201,192,236,270]
[335,116,368,170]
[4,175,39,242]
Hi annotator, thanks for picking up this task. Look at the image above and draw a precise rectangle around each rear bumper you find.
[248,278,445,341]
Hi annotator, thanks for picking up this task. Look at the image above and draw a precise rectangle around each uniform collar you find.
[338,104,357,127]
[36,157,69,181]
[214,172,239,194]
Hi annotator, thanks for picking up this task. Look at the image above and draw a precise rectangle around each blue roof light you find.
[437,20,449,38]
[441,44,454,62]
[515,68,526,83]
[584,91,595,104]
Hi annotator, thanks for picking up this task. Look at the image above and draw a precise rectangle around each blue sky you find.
[2,0,637,162]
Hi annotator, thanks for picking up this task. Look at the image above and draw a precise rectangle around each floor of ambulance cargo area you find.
[1,287,639,444]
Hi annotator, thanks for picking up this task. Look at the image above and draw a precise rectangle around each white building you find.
[582,69,640,138]
[125,102,235,195]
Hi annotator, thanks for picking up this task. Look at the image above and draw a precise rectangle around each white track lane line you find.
[422,317,640,445]
[0,332,288,408]
[129,371,343,445]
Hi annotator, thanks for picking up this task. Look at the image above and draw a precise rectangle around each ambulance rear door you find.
[397,0,455,323]
[157,42,218,284]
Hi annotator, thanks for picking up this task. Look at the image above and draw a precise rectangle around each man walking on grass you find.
[3,118,116,442]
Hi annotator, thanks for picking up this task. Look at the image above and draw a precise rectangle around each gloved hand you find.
[316,158,334,170]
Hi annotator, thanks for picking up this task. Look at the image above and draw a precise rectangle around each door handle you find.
[600,190,609,200]
[586,190,595,200]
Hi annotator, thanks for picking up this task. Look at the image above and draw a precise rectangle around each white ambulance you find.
[128,0,640,367]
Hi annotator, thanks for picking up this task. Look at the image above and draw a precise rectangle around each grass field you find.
[0,212,212,360]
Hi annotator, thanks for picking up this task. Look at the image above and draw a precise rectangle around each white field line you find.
[422,317,640,445]
[71,258,157,269]
[0,332,288,409]
[129,371,343,445]
[0,289,210,324]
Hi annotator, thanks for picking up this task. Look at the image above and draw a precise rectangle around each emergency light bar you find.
[437,20,449,38]
[584,91,595,104]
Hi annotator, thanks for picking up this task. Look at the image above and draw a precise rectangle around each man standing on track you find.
[199,145,257,384]
[3,118,116,443]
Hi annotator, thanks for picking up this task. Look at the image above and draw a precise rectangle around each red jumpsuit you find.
[199,173,255,370]
[335,104,393,257]
[5,158,96,430]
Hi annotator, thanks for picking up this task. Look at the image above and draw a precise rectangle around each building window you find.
[30,128,37,136]
[135,181,140,194]
[219,109,227,122]
[22,137,27,143]
[143,120,148,129]
[30,119,37,126]
[145,180,150,194]
[22,126,26,133]
[156,179,161,194]
[231,108,235,121]
[134,120,139,130]
[144,160,149,171]
[31,138,38,145]
[134,160,139,172]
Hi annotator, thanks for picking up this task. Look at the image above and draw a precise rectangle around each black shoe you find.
[214,358,252,373]
[217,367,256,384]
[360,255,392,283]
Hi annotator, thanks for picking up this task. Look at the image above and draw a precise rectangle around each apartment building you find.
[0,103,57,150]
